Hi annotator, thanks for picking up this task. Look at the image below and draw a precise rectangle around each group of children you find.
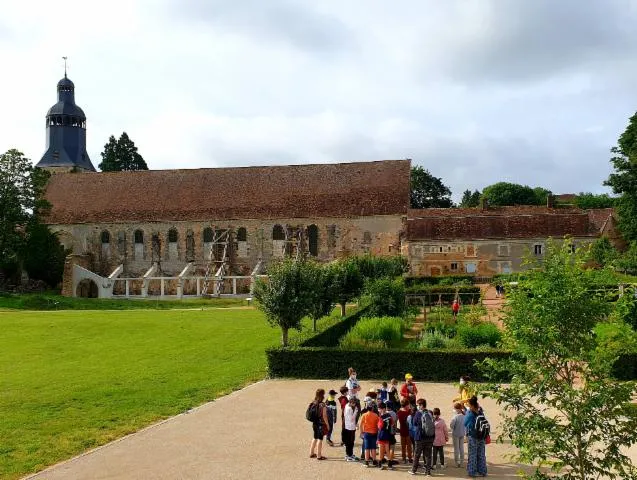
[320,371,472,473]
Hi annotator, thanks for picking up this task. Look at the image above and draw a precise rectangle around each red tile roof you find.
[406,206,613,240]
[43,160,411,224]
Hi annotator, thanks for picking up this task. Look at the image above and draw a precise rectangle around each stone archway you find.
[76,278,99,298]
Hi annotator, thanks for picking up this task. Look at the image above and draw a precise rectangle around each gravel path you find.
[26,379,633,479]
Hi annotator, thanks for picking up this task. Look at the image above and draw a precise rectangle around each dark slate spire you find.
[37,65,95,172]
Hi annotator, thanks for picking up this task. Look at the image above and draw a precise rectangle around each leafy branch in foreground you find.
[481,239,637,480]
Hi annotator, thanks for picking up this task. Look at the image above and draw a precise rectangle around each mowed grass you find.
[0,308,281,479]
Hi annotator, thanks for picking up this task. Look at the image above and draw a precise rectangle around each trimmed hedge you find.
[300,308,367,347]
[266,347,512,381]
[405,285,481,305]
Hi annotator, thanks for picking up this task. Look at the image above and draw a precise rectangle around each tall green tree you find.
[481,182,549,206]
[331,258,364,317]
[605,112,637,241]
[0,150,50,274]
[460,189,481,208]
[482,240,637,479]
[589,237,619,267]
[98,132,148,171]
[253,259,314,346]
[306,262,335,332]
[410,166,453,208]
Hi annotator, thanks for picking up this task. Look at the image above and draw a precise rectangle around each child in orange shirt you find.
[359,402,380,467]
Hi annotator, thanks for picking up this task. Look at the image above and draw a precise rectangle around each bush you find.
[419,331,449,349]
[456,322,502,348]
[354,255,408,281]
[423,320,457,338]
[364,277,406,317]
[340,316,404,349]
[266,347,512,381]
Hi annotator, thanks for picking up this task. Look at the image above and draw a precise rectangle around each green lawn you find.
[0,293,247,310]
[0,309,282,479]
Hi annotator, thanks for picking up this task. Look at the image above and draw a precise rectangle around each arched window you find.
[203,227,214,243]
[236,227,248,257]
[134,229,144,260]
[307,224,319,257]
[167,228,179,260]
[272,225,285,240]
[101,231,110,244]
[186,230,195,262]
[168,228,178,243]
[117,231,126,255]
[237,227,247,242]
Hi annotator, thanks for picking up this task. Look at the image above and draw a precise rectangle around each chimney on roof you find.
[547,194,555,209]
[480,196,489,211]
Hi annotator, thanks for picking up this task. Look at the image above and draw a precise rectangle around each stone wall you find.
[50,214,404,277]
[61,254,92,296]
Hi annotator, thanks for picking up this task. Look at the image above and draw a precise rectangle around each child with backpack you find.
[325,389,338,446]
[450,402,466,468]
[376,402,398,470]
[307,389,330,461]
[410,398,435,476]
[432,407,449,470]
[464,396,489,477]
[359,399,380,467]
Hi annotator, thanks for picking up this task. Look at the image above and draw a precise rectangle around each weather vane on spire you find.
[62,56,68,78]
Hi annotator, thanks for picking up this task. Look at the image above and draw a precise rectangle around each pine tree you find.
[98,132,148,171]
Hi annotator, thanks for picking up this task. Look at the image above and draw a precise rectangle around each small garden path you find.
[404,308,425,339]
[478,284,506,326]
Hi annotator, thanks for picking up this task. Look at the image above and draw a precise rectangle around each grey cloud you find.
[173,0,353,54]
[431,0,637,84]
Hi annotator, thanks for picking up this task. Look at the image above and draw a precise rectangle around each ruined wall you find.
[50,215,404,277]
[403,237,595,276]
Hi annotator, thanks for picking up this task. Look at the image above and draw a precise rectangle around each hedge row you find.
[266,347,512,381]
[301,308,368,347]
[405,275,476,287]
[405,285,481,305]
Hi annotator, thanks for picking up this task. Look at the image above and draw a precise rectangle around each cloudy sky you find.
[1,0,636,200]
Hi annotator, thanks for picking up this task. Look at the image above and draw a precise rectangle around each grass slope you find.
[0,309,278,479]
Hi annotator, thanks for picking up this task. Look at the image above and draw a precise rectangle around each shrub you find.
[456,321,502,348]
[300,308,367,347]
[364,277,406,317]
[405,275,476,287]
[340,316,404,349]
[419,331,448,349]
[423,320,457,338]
[354,255,408,281]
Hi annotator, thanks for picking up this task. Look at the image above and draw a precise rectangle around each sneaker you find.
[403,458,408,464]
[327,440,335,447]
[440,464,446,469]
[351,456,360,462]
[363,461,370,468]
[346,456,356,462]
[408,471,417,476]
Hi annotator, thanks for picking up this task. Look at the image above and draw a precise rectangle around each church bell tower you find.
[36,64,95,172]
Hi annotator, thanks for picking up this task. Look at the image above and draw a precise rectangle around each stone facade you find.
[50,215,404,277]
[404,237,592,276]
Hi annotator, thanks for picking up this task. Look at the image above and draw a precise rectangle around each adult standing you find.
[400,373,418,400]
[309,388,330,461]
[346,367,361,399]
[464,396,487,477]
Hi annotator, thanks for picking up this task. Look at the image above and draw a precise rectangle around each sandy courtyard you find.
[24,379,629,480]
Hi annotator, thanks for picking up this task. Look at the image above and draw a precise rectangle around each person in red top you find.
[400,373,418,399]
[397,397,413,463]
[452,299,460,317]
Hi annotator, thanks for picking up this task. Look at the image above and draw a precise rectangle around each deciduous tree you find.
[460,189,481,208]
[331,258,364,317]
[306,262,335,332]
[410,166,453,208]
[605,112,637,241]
[253,259,314,346]
[481,182,549,206]
[482,240,637,479]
